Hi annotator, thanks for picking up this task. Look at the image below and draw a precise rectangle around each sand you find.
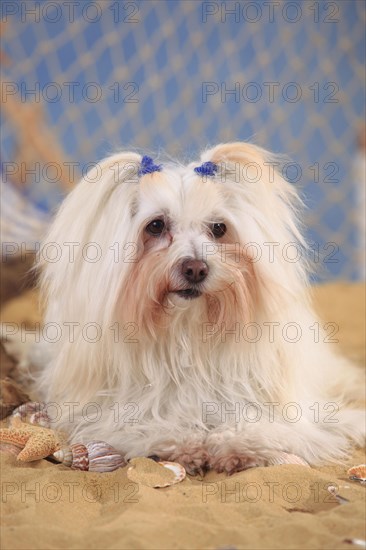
[1,283,365,550]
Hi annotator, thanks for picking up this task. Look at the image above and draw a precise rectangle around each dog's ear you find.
[200,142,265,168]
[198,141,306,259]
[38,151,143,298]
[46,150,143,227]
[197,142,287,191]
[199,143,308,308]
[83,151,143,188]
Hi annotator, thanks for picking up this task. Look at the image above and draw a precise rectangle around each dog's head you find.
[41,143,307,341]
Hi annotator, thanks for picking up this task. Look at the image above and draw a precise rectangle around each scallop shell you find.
[159,461,186,485]
[347,464,366,484]
[52,441,125,472]
[127,457,186,488]
[267,452,310,467]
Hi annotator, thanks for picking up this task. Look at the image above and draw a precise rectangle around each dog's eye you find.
[211,223,227,238]
[146,219,165,236]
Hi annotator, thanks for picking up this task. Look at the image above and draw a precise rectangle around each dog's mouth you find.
[173,288,202,299]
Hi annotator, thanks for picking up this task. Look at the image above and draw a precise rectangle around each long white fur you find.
[36,142,365,471]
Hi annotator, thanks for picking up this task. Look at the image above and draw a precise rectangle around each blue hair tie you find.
[194,161,218,177]
[138,155,162,176]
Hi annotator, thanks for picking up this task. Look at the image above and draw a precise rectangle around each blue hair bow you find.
[194,161,218,177]
[138,155,162,176]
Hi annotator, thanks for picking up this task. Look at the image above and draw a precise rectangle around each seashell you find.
[52,443,89,470]
[127,457,186,488]
[70,444,89,471]
[159,461,186,485]
[347,464,366,484]
[12,402,50,427]
[53,441,125,472]
[12,401,46,419]
[29,410,51,428]
[267,452,310,467]
[86,440,125,472]
[52,447,73,467]
[327,485,349,504]
[343,539,366,548]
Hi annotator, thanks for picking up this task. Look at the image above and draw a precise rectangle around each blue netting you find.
[1,0,365,279]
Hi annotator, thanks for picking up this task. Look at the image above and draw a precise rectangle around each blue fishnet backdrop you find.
[1,0,365,280]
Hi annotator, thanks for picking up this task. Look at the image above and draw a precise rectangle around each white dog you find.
[35,142,365,474]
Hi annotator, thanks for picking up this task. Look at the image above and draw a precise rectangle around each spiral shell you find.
[53,440,125,472]
[347,464,366,484]
[86,441,125,472]
[29,411,51,428]
[12,402,51,428]
[71,444,89,470]
[53,447,73,467]
[12,401,45,419]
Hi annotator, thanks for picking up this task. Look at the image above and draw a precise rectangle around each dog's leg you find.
[205,425,289,475]
[204,412,362,475]
[153,434,209,476]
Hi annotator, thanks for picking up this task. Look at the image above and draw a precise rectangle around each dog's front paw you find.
[209,453,263,475]
[167,445,209,476]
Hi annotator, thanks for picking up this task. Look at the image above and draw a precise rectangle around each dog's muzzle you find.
[181,259,208,284]
[172,259,209,299]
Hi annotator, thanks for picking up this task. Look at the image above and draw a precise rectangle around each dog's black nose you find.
[181,259,209,284]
